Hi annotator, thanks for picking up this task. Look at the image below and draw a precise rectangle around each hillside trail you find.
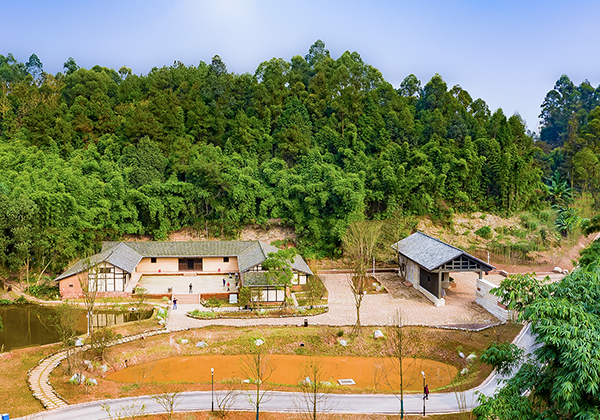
[492,232,599,273]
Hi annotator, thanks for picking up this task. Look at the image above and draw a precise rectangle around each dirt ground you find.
[491,232,599,273]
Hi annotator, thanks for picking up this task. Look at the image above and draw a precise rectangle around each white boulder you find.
[70,373,85,384]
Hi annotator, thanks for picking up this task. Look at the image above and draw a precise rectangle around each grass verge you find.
[0,343,61,416]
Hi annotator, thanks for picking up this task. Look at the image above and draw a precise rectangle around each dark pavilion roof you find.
[391,231,495,272]
[56,240,312,282]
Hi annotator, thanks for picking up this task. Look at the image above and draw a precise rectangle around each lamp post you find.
[421,371,426,416]
[211,368,214,412]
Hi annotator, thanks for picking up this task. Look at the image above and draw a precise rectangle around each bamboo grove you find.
[0,41,595,274]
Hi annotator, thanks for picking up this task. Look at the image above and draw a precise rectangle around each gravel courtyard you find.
[166,272,499,330]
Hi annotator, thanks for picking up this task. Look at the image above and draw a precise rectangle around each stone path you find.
[27,329,170,411]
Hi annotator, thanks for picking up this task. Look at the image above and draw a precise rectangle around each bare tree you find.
[387,311,420,419]
[133,286,148,312]
[372,362,386,391]
[240,342,275,420]
[89,326,117,362]
[305,265,326,308]
[78,259,100,337]
[51,301,80,374]
[251,287,265,311]
[295,358,336,420]
[447,362,476,419]
[343,220,382,334]
[101,398,146,420]
[151,385,183,420]
[215,378,241,417]
[132,360,158,387]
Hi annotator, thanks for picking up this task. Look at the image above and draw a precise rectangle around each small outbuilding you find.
[391,231,494,307]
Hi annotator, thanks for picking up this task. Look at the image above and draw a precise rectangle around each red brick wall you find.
[59,273,85,298]
[59,273,131,299]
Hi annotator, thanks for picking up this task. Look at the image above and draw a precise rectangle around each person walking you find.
[189,283,193,293]
[424,384,429,400]
[223,278,226,287]
[173,297,178,310]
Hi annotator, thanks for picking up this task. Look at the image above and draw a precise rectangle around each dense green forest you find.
[0,41,597,275]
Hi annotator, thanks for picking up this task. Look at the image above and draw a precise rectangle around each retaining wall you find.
[475,278,515,322]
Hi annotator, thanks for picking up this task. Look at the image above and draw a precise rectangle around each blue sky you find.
[2,0,600,132]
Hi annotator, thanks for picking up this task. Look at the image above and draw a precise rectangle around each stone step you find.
[172,294,200,304]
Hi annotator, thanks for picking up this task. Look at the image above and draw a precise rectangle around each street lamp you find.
[421,371,426,416]
[211,368,214,412]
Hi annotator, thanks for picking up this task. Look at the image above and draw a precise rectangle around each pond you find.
[107,354,457,391]
[0,304,153,352]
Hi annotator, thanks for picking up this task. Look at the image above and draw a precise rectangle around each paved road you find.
[15,324,532,420]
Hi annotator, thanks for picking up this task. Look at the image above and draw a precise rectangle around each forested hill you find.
[0,41,545,273]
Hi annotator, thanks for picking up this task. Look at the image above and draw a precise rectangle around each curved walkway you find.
[17,324,532,420]
[27,329,170,411]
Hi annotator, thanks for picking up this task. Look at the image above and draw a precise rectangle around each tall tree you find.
[343,220,382,334]
[476,270,600,419]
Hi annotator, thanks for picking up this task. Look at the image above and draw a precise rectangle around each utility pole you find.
[211,368,214,412]
[421,371,426,416]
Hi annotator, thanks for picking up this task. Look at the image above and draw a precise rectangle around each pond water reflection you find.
[107,354,457,391]
[0,305,152,351]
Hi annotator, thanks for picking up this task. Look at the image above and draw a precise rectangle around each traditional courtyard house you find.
[392,231,494,307]
[55,240,312,302]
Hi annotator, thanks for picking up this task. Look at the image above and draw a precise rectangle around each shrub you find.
[538,210,550,222]
[337,330,344,337]
[474,226,493,239]
[238,287,251,307]
[15,295,28,304]
[205,297,222,308]
[26,284,60,300]
[189,309,216,318]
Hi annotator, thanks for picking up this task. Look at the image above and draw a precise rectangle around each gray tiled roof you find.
[55,243,143,281]
[258,241,314,275]
[391,231,494,272]
[243,272,274,286]
[57,240,312,281]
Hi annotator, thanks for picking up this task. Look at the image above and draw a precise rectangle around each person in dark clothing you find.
[424,384,429,400]
[223,278,226,287]
[173,298,178,309]
[189,283,193,293]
